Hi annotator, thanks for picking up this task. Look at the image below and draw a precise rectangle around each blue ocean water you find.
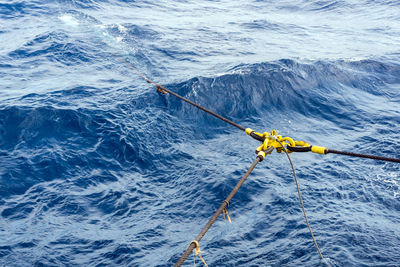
[1,0,400,266]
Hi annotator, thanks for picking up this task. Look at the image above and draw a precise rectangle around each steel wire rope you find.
[326,149,400,163]
[174,150,270,267]
[286,145,400,164]
[115,54,247,132]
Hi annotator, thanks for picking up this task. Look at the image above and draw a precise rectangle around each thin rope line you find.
[114,53,155,84]
[275,139,330,266]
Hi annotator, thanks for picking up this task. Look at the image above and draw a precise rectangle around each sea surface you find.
[1,0,400,266]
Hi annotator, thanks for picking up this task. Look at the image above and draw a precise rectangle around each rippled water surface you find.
[1,0,400,266]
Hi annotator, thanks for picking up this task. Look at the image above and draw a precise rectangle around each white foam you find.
[377,170,400,199]
[59,14,79,27]
[117,24,127,33]
[95,24,106,29]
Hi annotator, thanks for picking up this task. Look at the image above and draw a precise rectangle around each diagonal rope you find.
[174,147,273,267]
[114,53,247,132]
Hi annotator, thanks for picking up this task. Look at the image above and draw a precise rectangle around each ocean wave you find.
[1,0,400,266]
[163,59,400,129]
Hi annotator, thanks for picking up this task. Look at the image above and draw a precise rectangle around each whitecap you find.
[59,14,79,27]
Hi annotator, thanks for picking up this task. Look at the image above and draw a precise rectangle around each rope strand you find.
[275,138,330,266]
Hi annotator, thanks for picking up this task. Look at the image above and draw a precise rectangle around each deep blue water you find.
[1,0,400,266]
